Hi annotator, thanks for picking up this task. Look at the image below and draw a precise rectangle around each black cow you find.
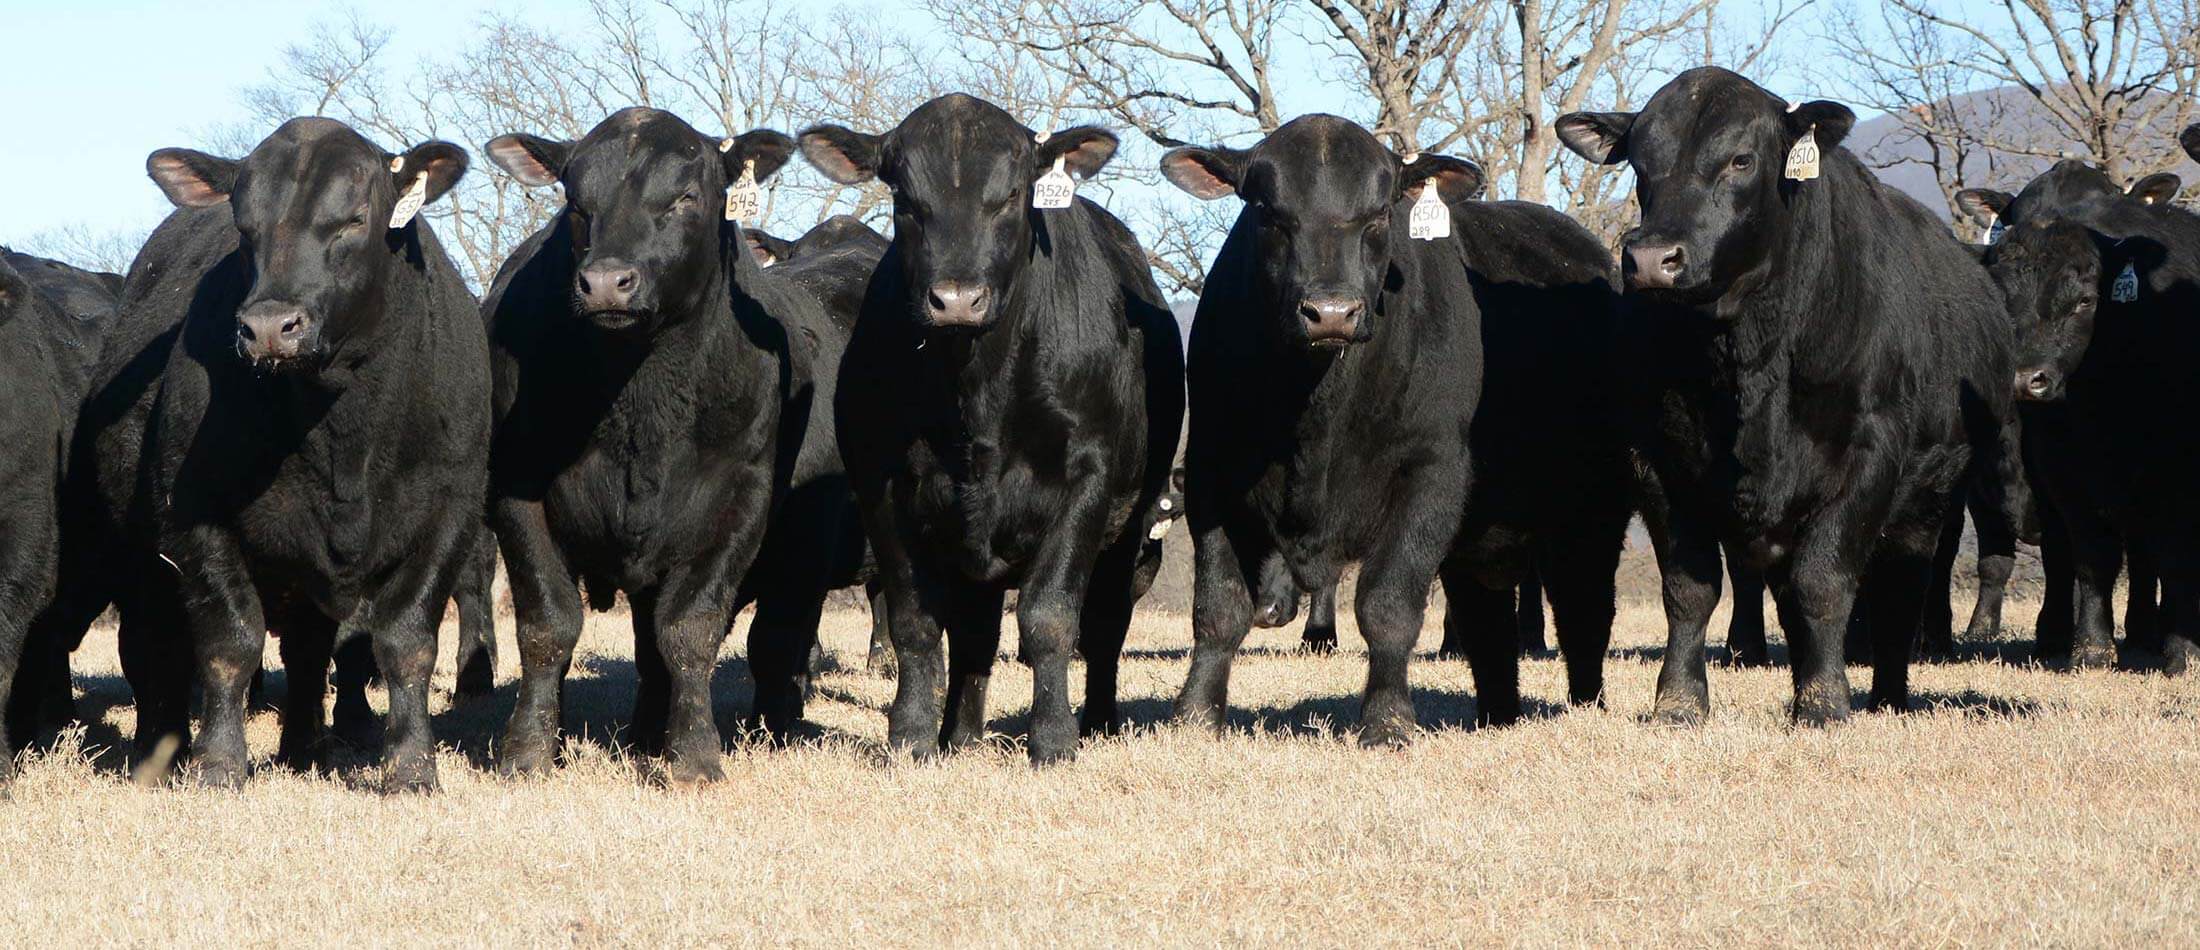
[1556,67,2024,723]
[797,93,1184,764]
[51,118,490,790]
[482,108,858,783]
[0,251,102,778]
[1960,155,2200,674]
[1162,116,1499,742]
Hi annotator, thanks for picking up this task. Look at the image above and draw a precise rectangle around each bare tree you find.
[1826,0,2200,230]
[9,224,149,276]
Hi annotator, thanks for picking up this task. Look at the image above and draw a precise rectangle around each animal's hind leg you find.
[1078,542,1140,737]
[1441,566,1520,727]
[1722,551,1770,667]
[747,587,826,740]
[116,580,191,774]
[451,533,499,700]
[864,580,896,676]
[1863,529,1937,712]
[1516,567,1548,654]
[1545,537,1619,707]
[274,613,337,772]
[1302,584,1339,655]
[1918,501,1964,660]
[628,589,670,757]
[331,634,379,749]
[2124,539,2162,656]
[940,584,1003,752]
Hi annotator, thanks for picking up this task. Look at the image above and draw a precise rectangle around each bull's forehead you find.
[2008,162,2121,222]
[567,108,712,199]
[1247,116,1392,213]
[235,121,382,222]
[884,95,1030,196]
[1633,72,1780,169]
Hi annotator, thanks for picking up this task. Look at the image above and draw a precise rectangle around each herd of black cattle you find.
[0,66,2192,793]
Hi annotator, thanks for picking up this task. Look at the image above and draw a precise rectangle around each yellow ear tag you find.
[2112,261,2140,302]
[726,158,761,222]
[1033,154,1076,210]
[389,168,429,229]
[1408,182,1449,241]
[1785,124,1821,181]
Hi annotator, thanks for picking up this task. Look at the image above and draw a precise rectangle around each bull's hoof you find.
[193,755,249,790]
[276,736,322,774]
[497,733,557,777]
[2069,644,2117,670]
[2162,641,2196,677]
[381,759,439,795]
[1650,689,1709,727]
[1171,699,1227,735]
[1301,634,1337,655]
[1475,702,1522,729]
[1719,646,1770,668]
[662,753,724,787]
[331,704,378,750]
[1078,707,1122,737]
[1028,742,1077,767]
[1791,694,1850,727]
[1357,717,1413,749]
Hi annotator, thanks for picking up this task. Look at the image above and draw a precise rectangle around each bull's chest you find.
[899,434,1052,583]
[228,436,381,604]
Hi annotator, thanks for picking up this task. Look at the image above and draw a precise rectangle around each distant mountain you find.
[1845,85,2199,219]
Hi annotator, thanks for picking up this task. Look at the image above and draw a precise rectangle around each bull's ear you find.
[798,125,884,185]
[392,141,468,206]
[1159,146,1248,200]
[744,230,795,267]
[1785,100,1855,152]
[2181,123,2200,164]
[1554,112,1634,165]
[1036,126,1118,179]
[721,129,796,183]
[1399,154,1484,204]
[146,148,240,208]
[1954,189,2012,228]
[2128,172,2181,206]
[483,133,571,188]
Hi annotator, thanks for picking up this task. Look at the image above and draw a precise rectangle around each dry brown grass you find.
[4,585,2197,947]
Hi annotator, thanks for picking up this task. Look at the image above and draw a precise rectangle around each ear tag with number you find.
[726,158,761,222]
[389,161,428,229]
[1408,183,1449,241]
[1784,124,1820,181]
[1033,155,1077,210]
[2112,261,2140,303]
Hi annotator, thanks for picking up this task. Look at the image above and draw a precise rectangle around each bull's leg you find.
[641,588,735,786]
[1722,550,1770,667]
[1251,551,1299,630]
[748,587,827,741]
[2036,507,2075,664]
[116,576,192,773]
[864,580,896,676]
[494,499,585,777]
[452,532,498,700]
[1777,566,1860,726]
[1641,493,1720,725]
[0,534,43,779]
[1864,529,1937,712]
[1965,488,2016,649]
[365,602,443,794]
[274,613,337,773]
[1919,501,1965,660]
[1302,584,1339,655]
[1545,535,1620,707]
[940,585,1003,752]
[2064,512,2124,670]
[1077,541,1141,736]
[178,541,269,789]
[628,590,671,757]
[1176,523,1258,733]
[1441,567,1519,727]
[331,635,378,749]
[1438,577,1510,660]
[1017,590,1083,765]
[2159,551,2199,678]
[2124,539,2162,656]
[1517,567,1549,654]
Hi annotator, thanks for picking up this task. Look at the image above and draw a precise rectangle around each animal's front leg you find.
[491,497,584,776]
[1015,458,1113,765]
[172,526,267,788]
[1351,462,1468,748]
[635,583,736,785]
[1636,475,1721,725]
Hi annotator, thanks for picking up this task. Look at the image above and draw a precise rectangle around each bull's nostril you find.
[614,271,635,290]
[280,317,303,336]
[1660,247,1685,276]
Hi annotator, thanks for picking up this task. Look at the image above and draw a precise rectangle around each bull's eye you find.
[1730,154,1754,171]
[675,190,698,209]
[2070,295,2095,315]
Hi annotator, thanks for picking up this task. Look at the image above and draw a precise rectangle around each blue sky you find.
[1,0,1858,252]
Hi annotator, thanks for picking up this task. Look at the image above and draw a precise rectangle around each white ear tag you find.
[726,158,761,222]
[1985,213,2005,245]
[389,171,429,229]
[1784,125,1820,181]
[2112,261,2140,302]
[1033,155,1076,210]
[1408,183,1449,241]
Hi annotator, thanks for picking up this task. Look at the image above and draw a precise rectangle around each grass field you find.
[4,584,2197,946]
